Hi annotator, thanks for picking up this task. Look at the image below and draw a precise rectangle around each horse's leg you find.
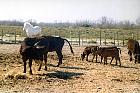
[115,57,118,66]
[105,57,108,65]
[110,57,114,65]
[95,53,98,63]
[44,53,48,71]
[56,51,63,67]
[104,57,107,65]
[118,57,121,66]
[24,61,26,73]
[138,55,140,63]
[23,57,28,73]
[128,50,132,61]
[86,54,89,61]
[91,53,95,62]
[29,59,33,75]
[38,60,42,71]
[134,54,138,64]
[100,56,103,64]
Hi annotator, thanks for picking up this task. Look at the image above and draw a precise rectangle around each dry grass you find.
[0,44,139,93]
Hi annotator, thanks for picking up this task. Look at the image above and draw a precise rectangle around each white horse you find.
[23,22,42,38]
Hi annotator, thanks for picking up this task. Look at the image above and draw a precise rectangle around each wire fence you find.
[0,27,139,46]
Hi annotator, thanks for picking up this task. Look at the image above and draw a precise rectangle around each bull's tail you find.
[19,45,22,55]
[64,39,74,55]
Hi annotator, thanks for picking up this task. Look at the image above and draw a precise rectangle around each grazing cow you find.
[81,46,99,62]
[97,46,121,66]
[23,22,42,38]
[127,39,140,63]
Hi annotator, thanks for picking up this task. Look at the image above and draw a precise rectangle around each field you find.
[0,44,140,93]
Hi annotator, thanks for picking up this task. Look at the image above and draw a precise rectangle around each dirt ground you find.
[0,44,139,93]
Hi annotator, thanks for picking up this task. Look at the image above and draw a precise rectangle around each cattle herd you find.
[81,46,121,65]
[19,36,140,75]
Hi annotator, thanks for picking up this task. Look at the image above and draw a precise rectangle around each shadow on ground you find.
[60,66,86,70]
[37,71,84,80]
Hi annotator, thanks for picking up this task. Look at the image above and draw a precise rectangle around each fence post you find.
[69,30,72,45]
[114,32,115,45]
[137,30,138,40]
[105,31,106,45]
[14,30,16,44]
[78,30,80,46]
[81,32,83,46]
[123,33,124,46]
[86,30,87,43]
[132,33,134,39]
[100,29,101,45]
[1,29,3,44]
[95,32,97,44]
[117,31,119,45]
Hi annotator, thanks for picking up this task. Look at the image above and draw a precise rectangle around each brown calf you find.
[97,46,121,66]
[81,46,99,62]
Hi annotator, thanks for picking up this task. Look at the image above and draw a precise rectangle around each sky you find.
[0,0,140,23]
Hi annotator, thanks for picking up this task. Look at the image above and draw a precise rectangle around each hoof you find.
[30,72,33,75]
[23,71,26,73]
[56,65,59,67]
[45,68,47,71]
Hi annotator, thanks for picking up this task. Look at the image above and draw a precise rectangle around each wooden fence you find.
[0,28,139,46]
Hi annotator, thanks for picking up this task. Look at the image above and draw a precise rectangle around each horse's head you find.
[23,22,33,30]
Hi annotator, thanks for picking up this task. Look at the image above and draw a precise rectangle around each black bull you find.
[20,36,74,75]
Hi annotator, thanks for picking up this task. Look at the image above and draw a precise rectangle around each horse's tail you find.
[117,48,121,54]
[64,39,74,55]
[19,45,22,55]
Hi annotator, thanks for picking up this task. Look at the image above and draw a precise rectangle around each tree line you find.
[0,16,140,29]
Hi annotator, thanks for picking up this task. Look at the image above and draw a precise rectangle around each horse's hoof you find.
[56,65,59,67]
[30,72,33,75]
[45,68,47,71]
